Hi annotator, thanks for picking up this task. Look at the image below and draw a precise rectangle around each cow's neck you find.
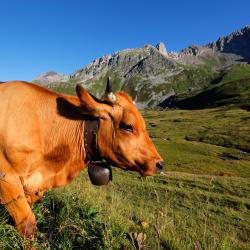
[39,114,86,190]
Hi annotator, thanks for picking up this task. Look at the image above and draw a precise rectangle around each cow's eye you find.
[119,123,133,133]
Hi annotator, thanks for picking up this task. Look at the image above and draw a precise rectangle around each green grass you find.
[144,108,250,176]
[0,108,249,249]
[222,64,250,83]
[169,66,214,96]
[47,74,123,98]
[176,78,250,109]
[176,64,250,109]
[48,79,79,95]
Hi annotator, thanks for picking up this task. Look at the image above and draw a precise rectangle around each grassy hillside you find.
[48,79,79,95]
[46,64,250,110]
[0,107,249,249]
[176,64,250,109]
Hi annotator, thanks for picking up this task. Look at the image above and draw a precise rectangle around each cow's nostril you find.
[156,161,165,172]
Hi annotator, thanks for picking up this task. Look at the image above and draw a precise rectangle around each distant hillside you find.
[33,71,69,86]
[33,25,250,109]
[175,65,250,109]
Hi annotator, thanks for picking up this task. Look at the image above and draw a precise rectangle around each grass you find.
[48,79,79,95]
[176,64,250,109]
[169,66,214,96]
[222,64,250,83]
[144,108,250,177]
[176,78,250,109]
[47,73,122,98]
[0,107,249,249]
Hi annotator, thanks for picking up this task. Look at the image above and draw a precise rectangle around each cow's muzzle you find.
[156,161,165,174]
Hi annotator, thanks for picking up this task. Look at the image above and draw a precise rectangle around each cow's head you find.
[76,79,165,176]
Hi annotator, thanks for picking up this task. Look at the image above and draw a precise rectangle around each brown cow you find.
[0,80,164,238]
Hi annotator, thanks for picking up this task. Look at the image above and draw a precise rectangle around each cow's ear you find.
[76,84,111,118]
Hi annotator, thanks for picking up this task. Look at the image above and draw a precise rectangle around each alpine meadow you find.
[0,22,250,250]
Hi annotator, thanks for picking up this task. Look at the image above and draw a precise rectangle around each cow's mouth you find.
[136,160,165,177]
[156,161,165,173]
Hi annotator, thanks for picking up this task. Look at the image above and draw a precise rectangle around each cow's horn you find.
[106,77,116,103]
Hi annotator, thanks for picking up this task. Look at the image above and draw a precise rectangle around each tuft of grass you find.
[0,206,28,249]
[34,194,108,249]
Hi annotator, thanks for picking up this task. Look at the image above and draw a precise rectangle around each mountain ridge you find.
[33,25,250,109]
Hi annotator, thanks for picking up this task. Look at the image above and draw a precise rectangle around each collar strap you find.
[84,119,101,161]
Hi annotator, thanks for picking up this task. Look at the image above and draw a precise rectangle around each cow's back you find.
[0,81,57,137]
[0,82,59,172]
[0,81,84,192]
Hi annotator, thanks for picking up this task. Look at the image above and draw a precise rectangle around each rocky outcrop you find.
[156,42,168,56]
[71,45,175,82]
[172,45,242,67]
[173,25,250,66]
[124,45,176,78]
[208,25,250,62]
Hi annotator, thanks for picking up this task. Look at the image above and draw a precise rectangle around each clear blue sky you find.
[0,0,249,81]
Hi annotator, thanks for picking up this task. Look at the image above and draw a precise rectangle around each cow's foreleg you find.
[0,163,36,238]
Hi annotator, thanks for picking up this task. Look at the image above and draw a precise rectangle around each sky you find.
[0,0,250,81]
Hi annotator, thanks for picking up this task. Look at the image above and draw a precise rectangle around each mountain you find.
[33,71,69,86]
[33,25,250,109]
[208,25,250,62]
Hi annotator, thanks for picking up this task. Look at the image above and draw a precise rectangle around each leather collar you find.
[84,119,102,162]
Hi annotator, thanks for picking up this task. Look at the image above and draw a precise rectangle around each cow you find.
[0,79,164,238]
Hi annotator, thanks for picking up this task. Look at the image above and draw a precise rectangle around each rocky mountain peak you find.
[207,25,250,62]
[72,43,176,83]
[39,71,58,77]
[33,71,69,85]
[156,42,168,56]
[180,45,203,56]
